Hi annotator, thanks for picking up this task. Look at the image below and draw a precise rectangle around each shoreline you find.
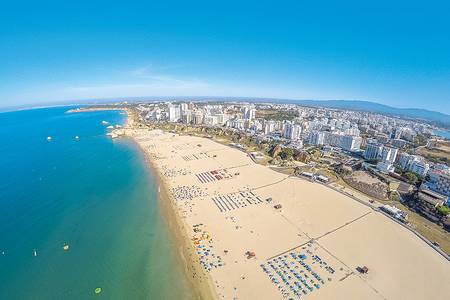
[140,145,217,300]
[86,107,450,299]
[124,110,216,300]
[433,129,450,140]
[66,107,127,113]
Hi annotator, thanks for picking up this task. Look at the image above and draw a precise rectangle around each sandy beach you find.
[123,120,450,299]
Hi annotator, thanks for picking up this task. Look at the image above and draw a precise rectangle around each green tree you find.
[280,148,294,160]
[366,158,380,164]
[389,192,400,202]
[394,166,403,174]
[403,172,419,184]
[413,135,427,147]
[436,205,450,216]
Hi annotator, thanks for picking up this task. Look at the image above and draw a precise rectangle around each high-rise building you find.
[392,139,407,149]
[242,106,256,120]
[204,115,219,126]
[308,131,325,146]
[181,110,193,124]
[399,152,414,169]
[251,120,263,132]
[341,135,362,151]
[193,111,204,125]
[428,169,450,197]
[409,160,430,177]
[381,147,398,163]
[246,108,256,120]
[146,108,162,121]
[344,127,360,136]
[364,143,383,160]
[398,152,429,177]
[168,104,181,122]
[282,122,302,140]
[264,121,276,135]
[377,161,395,173]
[180,103,189,114]
[231,119,246,130]
[243,106,249,118]
[215,113,229,125]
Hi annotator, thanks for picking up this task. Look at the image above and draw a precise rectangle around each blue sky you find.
[1,0,449,113]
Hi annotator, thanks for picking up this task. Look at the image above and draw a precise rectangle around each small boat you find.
[107,132,119,139]
[33,249,38,257]
[94,287,102,294]
[63,243,70,251]
[106,125,114,129]
[115,124,122,128]
[101,120,109,125]
[75,136,80,140]
[47,136,52,141]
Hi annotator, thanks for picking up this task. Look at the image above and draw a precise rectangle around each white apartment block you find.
[204,115,219,126]
[193,111,204,125]
[168,104,181,122]
[428,170,450,197]
[364,142,383,160]
[409,160,430,177]
[341,135,362,151]
[398,153,429,177]
[264,121,277,135]
[381,146,398,163]
[308,131,325,146]
[282,122,302,140]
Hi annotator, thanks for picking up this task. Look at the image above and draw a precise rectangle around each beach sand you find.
[124,123,450,300]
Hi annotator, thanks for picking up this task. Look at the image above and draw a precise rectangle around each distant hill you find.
[88,97,450,127]
[177,97,450,127]
[2,97,448,128]
[281,99,450,128]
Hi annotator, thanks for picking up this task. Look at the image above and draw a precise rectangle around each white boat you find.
[107,132,118,139]
[115,124,122,128]
[47,136,52,141]
[106,125,114,129]
[33,249,38,257]
[75,136,80,140]
[101,120,109,125]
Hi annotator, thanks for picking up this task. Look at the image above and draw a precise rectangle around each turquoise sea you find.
[0,107,194,299]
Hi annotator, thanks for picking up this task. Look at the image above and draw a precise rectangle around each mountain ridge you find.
[283,99,450,127]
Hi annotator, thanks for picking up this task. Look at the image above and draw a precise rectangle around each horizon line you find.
[1,96,449,117]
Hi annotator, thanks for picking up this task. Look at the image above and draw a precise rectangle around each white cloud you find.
[125,63,193,79]
[63,78,211,99]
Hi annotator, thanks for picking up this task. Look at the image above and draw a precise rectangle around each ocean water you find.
[434,129,450,140]
[0,107,194,299]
